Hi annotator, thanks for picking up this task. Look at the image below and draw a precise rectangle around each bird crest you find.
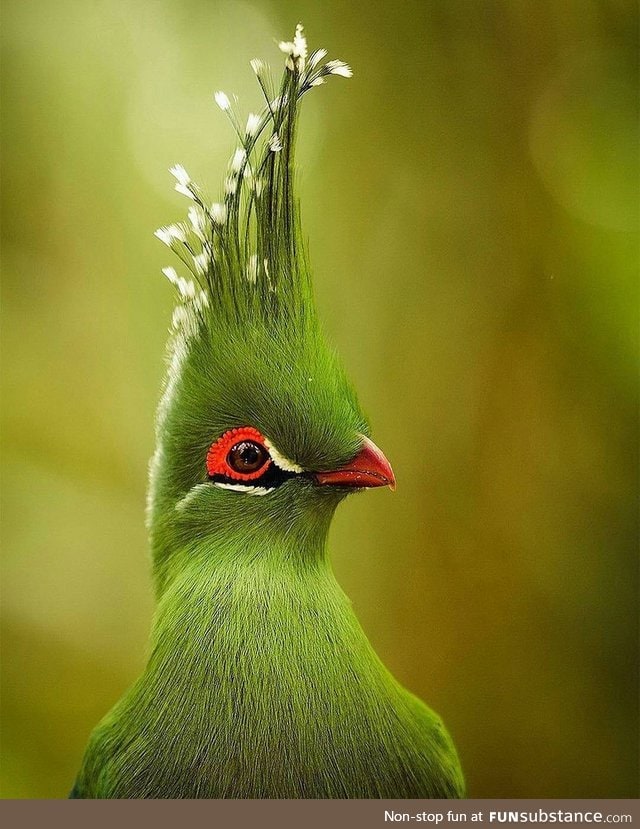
[154,24,352,334]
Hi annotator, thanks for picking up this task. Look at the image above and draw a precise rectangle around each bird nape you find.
[70,25,464,800]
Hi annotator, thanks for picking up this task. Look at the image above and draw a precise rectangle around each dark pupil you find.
[228,441,267,473]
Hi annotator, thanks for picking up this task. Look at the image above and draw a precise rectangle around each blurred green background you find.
[1,0,638,799]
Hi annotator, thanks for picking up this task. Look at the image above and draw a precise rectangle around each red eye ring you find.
[206,426,272,481]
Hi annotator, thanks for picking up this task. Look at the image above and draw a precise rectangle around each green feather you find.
[71,25,464,799]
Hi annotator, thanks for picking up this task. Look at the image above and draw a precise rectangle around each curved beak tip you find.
[314,436,396,490]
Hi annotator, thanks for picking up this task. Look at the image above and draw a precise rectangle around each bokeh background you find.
[1,0,638,799]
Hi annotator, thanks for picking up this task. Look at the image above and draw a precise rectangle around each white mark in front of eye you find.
[264,439,304,474]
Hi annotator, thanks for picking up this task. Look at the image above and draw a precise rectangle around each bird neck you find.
[144,489,361,699]
[144,523,368,701]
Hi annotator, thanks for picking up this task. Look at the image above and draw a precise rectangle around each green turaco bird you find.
[71,25,464,799]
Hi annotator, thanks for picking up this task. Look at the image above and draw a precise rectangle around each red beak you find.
[314,436,396,490]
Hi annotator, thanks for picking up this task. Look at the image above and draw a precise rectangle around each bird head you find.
[148,26,395,590]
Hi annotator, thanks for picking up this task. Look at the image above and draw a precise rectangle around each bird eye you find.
[227,440,268,474]
[206,426,274,482]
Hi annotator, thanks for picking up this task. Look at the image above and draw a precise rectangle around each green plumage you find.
[71,26,464,799]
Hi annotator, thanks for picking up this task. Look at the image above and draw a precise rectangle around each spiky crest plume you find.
[154,24,352,329]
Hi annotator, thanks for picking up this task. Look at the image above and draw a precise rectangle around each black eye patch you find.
[208,463,298,490]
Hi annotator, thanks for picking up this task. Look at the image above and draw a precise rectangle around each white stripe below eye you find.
[175,483,212,511]
[264,439,304,473]
[214,482,273,496]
